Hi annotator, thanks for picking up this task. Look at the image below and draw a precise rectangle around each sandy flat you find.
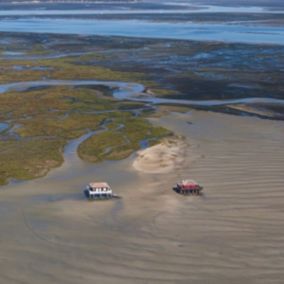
[133,137,187,174]
[0,110,284,284]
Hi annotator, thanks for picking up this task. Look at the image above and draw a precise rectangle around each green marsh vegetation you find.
[0,39,173,185]
[0,85,170,185]
[79,113,170,162]
[1,31,283,184]
[0,55,145,83]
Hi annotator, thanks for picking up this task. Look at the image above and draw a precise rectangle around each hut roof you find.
[177,179,202,190]
[180,179,198,186]
[89,182,111,189]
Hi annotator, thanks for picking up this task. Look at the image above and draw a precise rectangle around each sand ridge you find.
[132,136,187,174]
[1,111,284,284]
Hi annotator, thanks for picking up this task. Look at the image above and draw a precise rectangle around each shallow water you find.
[0,110,283,283]
[0,4,283,280]
[0,5,283,16]
[2,51,25,56]
[0,18,283,45]
[0,122,9,132]
[0,79,283,107]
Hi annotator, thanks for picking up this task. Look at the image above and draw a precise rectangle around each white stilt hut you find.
[86,182,113,199]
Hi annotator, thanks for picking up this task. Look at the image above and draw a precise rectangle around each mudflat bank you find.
[0,110,284,283]
[133,136,187,174]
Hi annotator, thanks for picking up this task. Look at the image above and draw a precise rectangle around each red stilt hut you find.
[173,179,203,195]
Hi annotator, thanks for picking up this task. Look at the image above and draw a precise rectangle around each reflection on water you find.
[0,18,283,45]
[0,79,283,107]
[0,122,9,132]
[0,5,283,16]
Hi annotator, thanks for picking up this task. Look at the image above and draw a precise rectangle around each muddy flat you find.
[1,110,283,283]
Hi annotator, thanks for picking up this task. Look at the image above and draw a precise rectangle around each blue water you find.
[0,18,283,45]
[0,80,283,107]
[0,4,284,16]
[0,6,283,16]
[139,139,150,149]
[0,122,9,132]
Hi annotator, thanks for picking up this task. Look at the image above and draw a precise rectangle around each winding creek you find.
[1,5,284,281]
[0,79,284,284]
[0,0,284,284]
[1,78,283,184]
[1,79,284,107]
[1,108,284,284]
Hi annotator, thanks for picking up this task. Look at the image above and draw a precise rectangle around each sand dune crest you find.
[133,137,187,174]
